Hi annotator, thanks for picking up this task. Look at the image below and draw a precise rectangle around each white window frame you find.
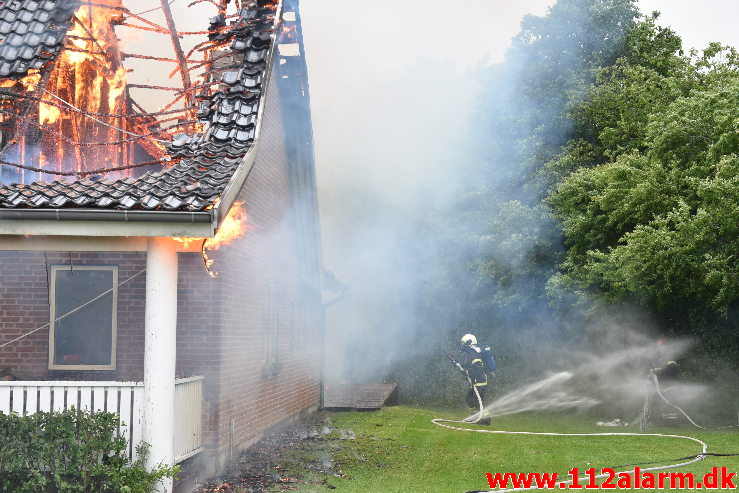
[48,265,118,371]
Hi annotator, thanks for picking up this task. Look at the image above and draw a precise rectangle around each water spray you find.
[433,367,738,492]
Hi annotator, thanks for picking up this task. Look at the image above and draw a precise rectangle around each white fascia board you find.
[0,218,213,238]
[0,235,202,252]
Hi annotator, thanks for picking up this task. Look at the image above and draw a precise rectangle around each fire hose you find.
[446,355,485,424]
[433,360,738,492]
[646,371,705,429]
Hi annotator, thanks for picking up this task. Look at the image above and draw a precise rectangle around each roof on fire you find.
[0,0,284,230]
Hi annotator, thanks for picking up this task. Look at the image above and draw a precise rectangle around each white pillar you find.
[143,237,178,493]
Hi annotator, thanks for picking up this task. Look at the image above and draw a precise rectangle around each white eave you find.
[0,208,215,238]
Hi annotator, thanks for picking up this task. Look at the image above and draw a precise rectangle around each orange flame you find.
[39,93,61,125]
[0,70,41,92]
[16,0,134,177]
[22,70,41,91]
[173,201,250,277]
[205,201,248,250]
[4,0,232,180]
[108,66,128,109]
[281,24,297,41]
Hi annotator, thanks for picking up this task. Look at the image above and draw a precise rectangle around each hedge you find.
[0,409,178,493]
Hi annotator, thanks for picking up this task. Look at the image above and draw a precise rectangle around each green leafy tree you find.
[548,32,739,354]
[466,0,639,315]
[409,0,641,395]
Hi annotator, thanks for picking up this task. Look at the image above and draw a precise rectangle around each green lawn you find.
[278,406,739,493]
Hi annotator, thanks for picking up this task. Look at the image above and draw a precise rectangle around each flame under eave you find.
[173,201,249,277]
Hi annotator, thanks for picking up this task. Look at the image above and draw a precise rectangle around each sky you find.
[639,0,739,52]
[115,0,739,132]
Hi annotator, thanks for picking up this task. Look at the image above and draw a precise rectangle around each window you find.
[49,265,118,370]
[289,298,312,352]
[263,280,278,365]
[262,280,281,377]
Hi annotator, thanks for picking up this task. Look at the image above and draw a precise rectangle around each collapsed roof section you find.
[0,0,284,237]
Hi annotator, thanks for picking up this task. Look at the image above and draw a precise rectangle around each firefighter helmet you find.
[461,334,477,346]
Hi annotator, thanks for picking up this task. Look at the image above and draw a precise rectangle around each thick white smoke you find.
[300,0,557,384]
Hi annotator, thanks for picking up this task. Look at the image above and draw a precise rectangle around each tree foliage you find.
[549,32,739,333]
[443,0,735,372]
[416,0,642,387]
[410,0,738,406]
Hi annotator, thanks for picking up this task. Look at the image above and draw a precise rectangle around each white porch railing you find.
[173,375,204,462]
[0,376,203,463]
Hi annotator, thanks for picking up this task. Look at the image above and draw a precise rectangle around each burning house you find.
[0,0,322,488]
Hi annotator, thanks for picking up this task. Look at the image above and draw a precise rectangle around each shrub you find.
[0,409,178,493]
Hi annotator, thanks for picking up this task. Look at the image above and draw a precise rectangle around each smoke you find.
[301,0,638,392]
[299,0,650,392]
[299,0,737,424]
[301,0,561,385]
[483,338,711,421]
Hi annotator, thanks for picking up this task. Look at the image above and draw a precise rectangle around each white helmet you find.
[461,333,477,346]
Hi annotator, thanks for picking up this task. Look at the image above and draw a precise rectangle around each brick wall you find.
[174,252,221,456]
[0,249,225,457]
[0,59,322,476]
[0,251,147,381]
[199,63,322,472]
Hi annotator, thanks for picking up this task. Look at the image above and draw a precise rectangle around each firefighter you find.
[652,339,678,385]
[460,333,492,425]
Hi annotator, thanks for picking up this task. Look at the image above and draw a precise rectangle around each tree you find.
[466,0,639,317]
[548,33,739,343]
[415,0,642,388]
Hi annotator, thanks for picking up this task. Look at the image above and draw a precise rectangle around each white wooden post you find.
[143,237,178,493]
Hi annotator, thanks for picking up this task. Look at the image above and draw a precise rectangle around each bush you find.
[0,409,178,493]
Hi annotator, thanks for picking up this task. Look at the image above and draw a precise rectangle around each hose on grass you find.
[607,451,739,471]
[432,373,719,492]
[636,372,739,432]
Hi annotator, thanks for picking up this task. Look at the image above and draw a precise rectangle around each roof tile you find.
[0,1,281,213]
[0,0,79,78]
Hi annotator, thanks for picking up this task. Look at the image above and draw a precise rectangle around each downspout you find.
[319,300,326,410]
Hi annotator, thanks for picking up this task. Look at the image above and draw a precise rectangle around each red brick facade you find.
[0,251,147,381]
[0,64,323,474]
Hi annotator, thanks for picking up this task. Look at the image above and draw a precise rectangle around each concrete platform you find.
[323,383,398,410]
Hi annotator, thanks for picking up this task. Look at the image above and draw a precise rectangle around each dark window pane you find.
[53,269,114,367]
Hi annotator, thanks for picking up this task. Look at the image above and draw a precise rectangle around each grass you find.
[274,406,739,493]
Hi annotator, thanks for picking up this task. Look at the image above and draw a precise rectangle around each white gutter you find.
[0,209,213,237]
